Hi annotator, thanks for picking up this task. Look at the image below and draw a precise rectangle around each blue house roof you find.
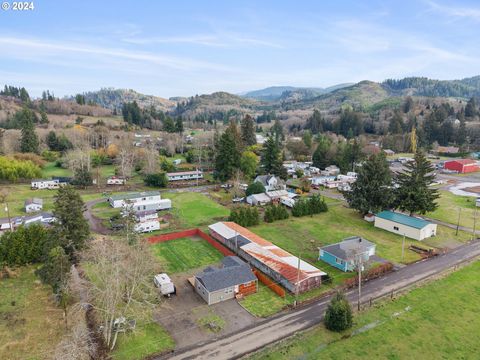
[376,211,432,229]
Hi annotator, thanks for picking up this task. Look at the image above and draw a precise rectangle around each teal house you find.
[319,236,376,272]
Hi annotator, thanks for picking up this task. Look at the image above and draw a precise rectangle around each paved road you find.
[159,239,480,360]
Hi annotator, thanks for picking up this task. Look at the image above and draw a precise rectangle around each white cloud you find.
[426,0,480,21]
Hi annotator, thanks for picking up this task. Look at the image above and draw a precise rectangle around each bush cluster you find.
[264,204,289,223]
[144,172,168,187]
[0,156,41,181]
[229,206,259,227]
[324,292,353,332]
[291,195,328,217]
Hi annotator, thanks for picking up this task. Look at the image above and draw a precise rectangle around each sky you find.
[1,0,480,98]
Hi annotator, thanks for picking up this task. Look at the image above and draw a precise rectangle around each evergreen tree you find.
[246,181,265,196]
[175,116,184,133]
[394,150,439,215]
[457,120,467,145]
[144,173,168,187]
[46,131,59,150]
[20,117,39,153]
[305,109,324,134]
[271,119,284,144]
[402,96,414,113]
[163,116,176,133]
[261,136,284,177]
[388,111,404,134]
[72,165,93,188]
[465,97,477,118]
[39,109,49,124]
[324,292,353,332]
[36,246,71,293]
[19,87,30,103]
[302,130,312,149]
[214,126,241,181]
[312,135,331,169]
[52,186,90,261]
[344,152,394,215]
[241,115,257,146]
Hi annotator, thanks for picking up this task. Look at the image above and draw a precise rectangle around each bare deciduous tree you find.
[116,137,136,178]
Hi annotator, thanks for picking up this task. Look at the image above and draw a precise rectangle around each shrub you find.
[264,204,289,223]
[144,173,168,187]
[0,156,42,181]
[229,206,259,227]
[11,152,46,167]
[292,195,328,217]
[41,150,59,162]
[324,292,353,332]
[246,181,266,196]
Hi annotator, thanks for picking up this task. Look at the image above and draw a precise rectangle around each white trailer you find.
[154,273,175,296]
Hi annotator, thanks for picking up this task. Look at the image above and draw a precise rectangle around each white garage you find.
[374,210,437,241]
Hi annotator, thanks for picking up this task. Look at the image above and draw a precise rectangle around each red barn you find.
[444,159,479,173]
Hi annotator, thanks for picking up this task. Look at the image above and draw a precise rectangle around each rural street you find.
[159,239,480,360]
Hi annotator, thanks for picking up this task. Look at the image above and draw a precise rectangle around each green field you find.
[112,323,174,360]
[249,203,469,267]
[250,261,480,360]
[427,190,477,230]
[159,192,229,231]
[151,237,224,273]
[91,200,120,220]
[0,267,65,360]
[40,162,73,178]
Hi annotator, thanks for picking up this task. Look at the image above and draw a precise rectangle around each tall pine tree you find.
[394,150,439,215]
[261,136,285,178]
[344,152,394,215]
[20,116,39,153]
[214,123,241,181]
[241,115,256,146]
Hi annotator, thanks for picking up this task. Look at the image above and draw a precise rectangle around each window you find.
[335,258,343,265]
[393,226,399,231]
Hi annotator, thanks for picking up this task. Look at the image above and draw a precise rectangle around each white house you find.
[255,134,266,144]
[134,219,160,233]
[108,191,172,211]
[374,210,437,241]
[246,193,271,206]
[254,175,286,192]
[321,165,340,176]
[25,198,43,213]
[167,170,203,181]
[134,210,159,222]
[107,176,126,185]
[311,176,336,186]
[266,189,289,201]
[31,179,57,190]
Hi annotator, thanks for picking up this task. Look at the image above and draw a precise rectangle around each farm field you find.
[250,261,480,360]
[158,192,229,231]
[427,190,477,230]
[0,266,65,360]
[150,236,224,273]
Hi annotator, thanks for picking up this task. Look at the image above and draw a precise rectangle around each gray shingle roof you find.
[109,191,160,202]
[196,256,257,292]
[321,237,375,261]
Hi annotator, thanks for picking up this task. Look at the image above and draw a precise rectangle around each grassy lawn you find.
[427,190,477,229]
[40,162,72,178]
[240,283,290,317]
[91,200,120,220]
[150,236,224,273]
[0,267,65,360]
[112,323,174,360]
[159,192,229,231]
[250,260,480,360]
[249,204,470,267]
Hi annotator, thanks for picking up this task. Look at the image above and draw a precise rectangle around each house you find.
[374,210,437,240]
[107,176,126,185]
[265,189,289,201]
[134,218,160,233]
[383,149,395,156]
[246,193,271,206]
[194,256,257,305]
[0,219,12,231]
[209,222,327,294]
[311,176,336,186]
[31,179,57,190]
[319,237,376,272]
[435,146,459,155]
[23,212,56,226]
[321,165,340,176]
[134,210,158,222]
[25,198,43,213]
[254,175,286,191]
[255,134,266,144]
[166,170,203,181]
[444,159,479,174]
[337,174,357,183]
[108,191,172,211]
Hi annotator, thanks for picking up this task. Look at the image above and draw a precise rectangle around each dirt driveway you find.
[154,270,257,349]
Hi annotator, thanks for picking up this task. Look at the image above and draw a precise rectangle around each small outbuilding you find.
[25,198,43,213]
[246,193,271,206]
[194,256,257,305]
[374,210,437,240]
[319,237,376,272]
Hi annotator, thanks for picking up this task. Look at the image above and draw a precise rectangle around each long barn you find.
[208,222,327,294]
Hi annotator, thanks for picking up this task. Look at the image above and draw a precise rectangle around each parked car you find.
[232,197,245,203]
[221,183,233,189]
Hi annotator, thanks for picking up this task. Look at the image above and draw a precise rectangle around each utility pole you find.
[294,254,301,308]
[4,202,12,232]
[401,233,406,262]
[456,207,462,236]
[357,254,363,311]
[473,206,478,241]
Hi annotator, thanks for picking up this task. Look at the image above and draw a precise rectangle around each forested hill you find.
[382,76,480,98]
[77,88,176,112]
